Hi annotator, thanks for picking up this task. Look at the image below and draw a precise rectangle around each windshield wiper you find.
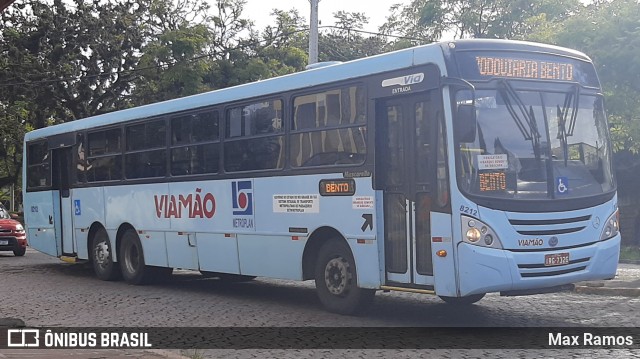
[556,85,579,166]
[499,80,542,160]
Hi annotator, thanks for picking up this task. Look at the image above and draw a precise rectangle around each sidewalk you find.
[573,261,640,297]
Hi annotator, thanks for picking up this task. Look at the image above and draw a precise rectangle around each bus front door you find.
[379,93,437,286]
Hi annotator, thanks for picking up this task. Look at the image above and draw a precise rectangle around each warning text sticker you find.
[477,154,508,170]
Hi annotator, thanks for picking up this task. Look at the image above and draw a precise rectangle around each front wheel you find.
[315,239,375,315]
[439,293,485,305]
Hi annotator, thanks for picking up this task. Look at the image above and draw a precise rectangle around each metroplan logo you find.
[232,180,253,216]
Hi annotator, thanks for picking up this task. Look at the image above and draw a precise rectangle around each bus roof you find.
[450,39,591,61]
[24,39,590,141]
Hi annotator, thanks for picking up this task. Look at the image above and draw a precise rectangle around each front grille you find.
[509,215,591,236]
[517,256,590,278]
[520,266,587,278]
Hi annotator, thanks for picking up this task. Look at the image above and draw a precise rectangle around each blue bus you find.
[23,39,619,314]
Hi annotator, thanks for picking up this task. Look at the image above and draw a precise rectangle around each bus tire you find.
[314,239,375,315]
[90,228,121,281]
[439,293,485,305]
[119,229,152,285]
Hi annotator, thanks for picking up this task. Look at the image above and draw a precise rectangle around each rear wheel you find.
[439,293,485,305]
[90,228,121,281]
[119,229,153,285]
[315,239,375,315]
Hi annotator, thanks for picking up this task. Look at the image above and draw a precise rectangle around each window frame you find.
[289,83,368,168]
[26,140,51,191]
[169,109,221,177]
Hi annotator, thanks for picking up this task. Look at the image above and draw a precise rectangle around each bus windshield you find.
[455,83,615,202]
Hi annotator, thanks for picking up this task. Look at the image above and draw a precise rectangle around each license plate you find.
[0,240,8,245]
[545,252,569,266]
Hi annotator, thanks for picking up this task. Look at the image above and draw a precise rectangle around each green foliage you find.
[620,246,640,261]
[381,0,580,42]
[133,23,212,104]
[529,0,640,155]
[319,11,389,61]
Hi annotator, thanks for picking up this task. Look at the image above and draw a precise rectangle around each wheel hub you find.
[324,257,350,295]
[95,242,110,266]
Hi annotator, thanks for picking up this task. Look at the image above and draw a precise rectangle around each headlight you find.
[600,210,619,241]
[461,215,503,249]
[15,224,24,231]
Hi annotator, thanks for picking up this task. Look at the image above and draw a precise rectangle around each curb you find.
[573,285,640,297]
[619,259,640,265]
[0,318,25,327]
[147,349,192,359]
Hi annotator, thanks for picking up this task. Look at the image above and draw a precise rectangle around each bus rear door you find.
[49,134,76,256]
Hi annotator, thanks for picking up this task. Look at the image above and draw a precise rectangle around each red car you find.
[0,207,26,256]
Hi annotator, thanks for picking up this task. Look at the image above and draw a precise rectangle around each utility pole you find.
[308,0,319,65]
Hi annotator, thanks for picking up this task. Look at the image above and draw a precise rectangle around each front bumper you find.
[457,234,620,296]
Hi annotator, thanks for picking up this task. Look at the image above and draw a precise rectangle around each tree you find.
[0,0,153,188]
[203,7,307,90]
[0,0,151,122]
[318,11,388,62]
[381,0,580,43]
[131,0,215,104]
[528,0,640,156]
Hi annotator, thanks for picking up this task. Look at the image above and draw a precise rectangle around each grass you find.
[620,246,640,262]
[181,349,205,359]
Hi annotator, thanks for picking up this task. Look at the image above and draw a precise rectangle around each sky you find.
[242,0,410,33]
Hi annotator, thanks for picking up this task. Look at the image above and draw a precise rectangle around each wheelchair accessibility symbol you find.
[74,200,81,215]
[556,177,569,195]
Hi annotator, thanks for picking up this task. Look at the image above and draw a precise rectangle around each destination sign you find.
[319,179,356,196]
[479,172,506,192]
[455,51,599,87]
[476,56,574,81]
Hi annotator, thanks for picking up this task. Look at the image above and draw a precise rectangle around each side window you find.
[26,141,51,189]
[125,119,167,179]
[86,128,123,182]
[290,85,367,167]
[436,115,450,208]
[171,110,220,176]
[224,99,284,172]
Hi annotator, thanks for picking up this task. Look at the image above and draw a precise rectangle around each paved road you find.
[1,249,638,358]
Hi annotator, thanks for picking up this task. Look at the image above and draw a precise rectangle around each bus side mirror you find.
[456,104,477,143]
